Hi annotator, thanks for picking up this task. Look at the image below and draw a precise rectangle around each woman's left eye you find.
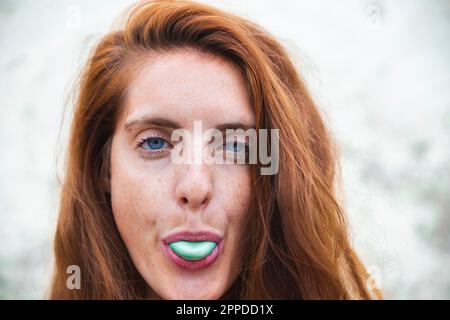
[139,136,170,151]
[224,141,247,153]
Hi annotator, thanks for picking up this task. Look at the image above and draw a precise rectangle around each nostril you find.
[179,195,209,208]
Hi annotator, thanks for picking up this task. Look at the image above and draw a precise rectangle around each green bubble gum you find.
[169,241,217,261]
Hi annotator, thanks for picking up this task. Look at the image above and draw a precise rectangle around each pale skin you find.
[110,49,255,299]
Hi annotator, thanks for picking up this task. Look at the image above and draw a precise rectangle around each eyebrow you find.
[124,116,182,131]
[215,122,255,132]
[124,116,255,132]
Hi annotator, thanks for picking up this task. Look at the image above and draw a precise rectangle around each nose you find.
[174,163,213,212]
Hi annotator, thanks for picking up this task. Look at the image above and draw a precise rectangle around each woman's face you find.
[110,49,255,299]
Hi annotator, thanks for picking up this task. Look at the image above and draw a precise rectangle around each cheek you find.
[109,145,175,248]
[212,165,252,279]
[112,166,158,221]
[218,165,252,221]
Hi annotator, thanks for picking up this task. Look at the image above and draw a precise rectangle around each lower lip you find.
[162,240,223,270]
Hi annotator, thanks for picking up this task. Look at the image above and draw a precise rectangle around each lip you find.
[161,231,224,270]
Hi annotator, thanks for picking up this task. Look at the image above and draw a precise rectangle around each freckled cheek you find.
[111,160,173,229]
[214,167,251,275]
[218,166,252,222]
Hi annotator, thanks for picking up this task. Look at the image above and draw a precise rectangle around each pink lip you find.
[161,231,224,270]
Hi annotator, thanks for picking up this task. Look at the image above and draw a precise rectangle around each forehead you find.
[121,49,255,129]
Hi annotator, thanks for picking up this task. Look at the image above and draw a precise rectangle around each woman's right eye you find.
[137,136,172,153]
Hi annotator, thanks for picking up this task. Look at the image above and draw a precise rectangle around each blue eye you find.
[224,141,247,153]
[140,137,168,151]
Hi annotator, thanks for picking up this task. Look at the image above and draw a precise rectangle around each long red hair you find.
[49,0,381,299]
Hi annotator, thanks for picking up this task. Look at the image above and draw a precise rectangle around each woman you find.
[49,0,381,299]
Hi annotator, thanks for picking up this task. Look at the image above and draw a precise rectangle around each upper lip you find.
[162,231,223,244]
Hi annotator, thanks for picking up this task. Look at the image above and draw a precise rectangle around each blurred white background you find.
[0,0,449,299]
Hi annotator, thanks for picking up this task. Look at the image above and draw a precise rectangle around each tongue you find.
[168,241,217,261]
